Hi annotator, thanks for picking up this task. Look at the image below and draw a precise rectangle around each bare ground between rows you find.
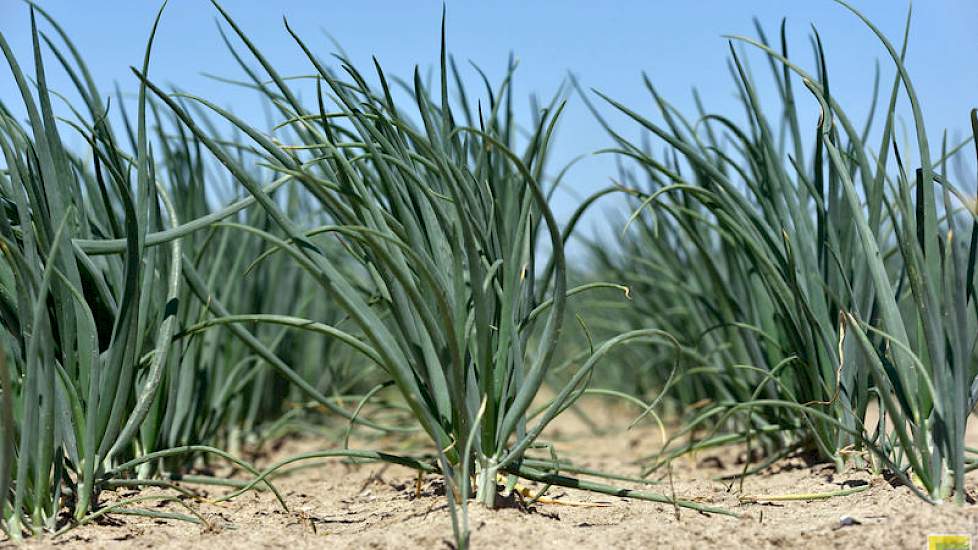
[8,400,978,550]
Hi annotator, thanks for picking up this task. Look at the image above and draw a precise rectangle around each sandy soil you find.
[8,401,978,549]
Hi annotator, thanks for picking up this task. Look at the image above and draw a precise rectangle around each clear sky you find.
[1,1,976,246]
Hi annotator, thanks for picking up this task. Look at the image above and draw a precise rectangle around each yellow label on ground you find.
[928,534,972,550]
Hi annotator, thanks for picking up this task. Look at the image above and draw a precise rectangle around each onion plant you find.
[0,5,347,536]
[126,11,740,550]
[147,99,381,458]
[591,1,978,502]
[0,7,183,534]
[581,17,875,469]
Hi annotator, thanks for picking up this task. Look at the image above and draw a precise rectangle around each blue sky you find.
[1,1,976,245]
